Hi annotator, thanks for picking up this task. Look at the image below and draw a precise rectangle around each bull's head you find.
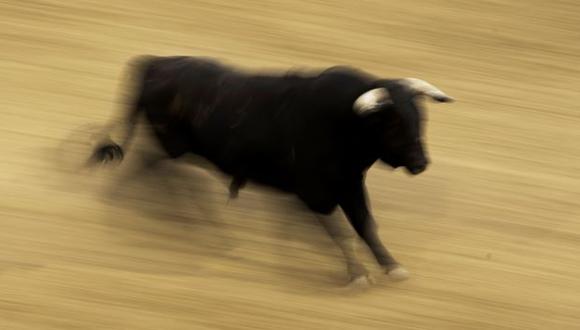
[353,78,454,175]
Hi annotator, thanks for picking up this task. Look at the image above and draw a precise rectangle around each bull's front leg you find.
[339,180,410,281]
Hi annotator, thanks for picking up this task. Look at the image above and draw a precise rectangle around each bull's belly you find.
[212,157,296,193]
[245,168,295,192]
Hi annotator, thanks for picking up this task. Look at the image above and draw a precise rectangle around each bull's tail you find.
[87,55,155,166]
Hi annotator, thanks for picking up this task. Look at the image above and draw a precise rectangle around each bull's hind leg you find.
[317,213,374,287]
[146,118,190,160]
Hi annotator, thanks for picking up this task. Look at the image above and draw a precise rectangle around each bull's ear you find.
[353,88,392,116]
[399,78,454,103]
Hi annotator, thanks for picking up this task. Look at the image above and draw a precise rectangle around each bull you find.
[90,55,454,286]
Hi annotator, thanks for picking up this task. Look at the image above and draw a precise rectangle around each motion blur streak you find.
[1,1,579,330]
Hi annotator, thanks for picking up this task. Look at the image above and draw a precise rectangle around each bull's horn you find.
[400,78,454,103]
[353,88,392,116]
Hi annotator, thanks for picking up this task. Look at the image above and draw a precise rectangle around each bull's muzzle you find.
[405,161,428,175]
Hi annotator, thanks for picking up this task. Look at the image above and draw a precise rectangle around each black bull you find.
[90,56,454,285]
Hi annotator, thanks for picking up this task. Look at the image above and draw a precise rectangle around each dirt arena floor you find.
[1,1,579,329]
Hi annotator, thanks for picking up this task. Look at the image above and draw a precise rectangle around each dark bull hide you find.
[90,56,454,286]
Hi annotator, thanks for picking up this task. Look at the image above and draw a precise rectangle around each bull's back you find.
[135,57,301,182]
[199,74,310,187]
[133,56,371,194]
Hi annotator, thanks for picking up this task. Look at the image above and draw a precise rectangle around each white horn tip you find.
[432,94,455,103]
[401,78,454,103]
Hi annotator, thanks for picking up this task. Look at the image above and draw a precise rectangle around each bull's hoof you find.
[332,275,373,294]
[347,274,375,289]
[385,265,410,281]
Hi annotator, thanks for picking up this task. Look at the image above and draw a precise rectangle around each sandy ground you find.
[1,1,580,329]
